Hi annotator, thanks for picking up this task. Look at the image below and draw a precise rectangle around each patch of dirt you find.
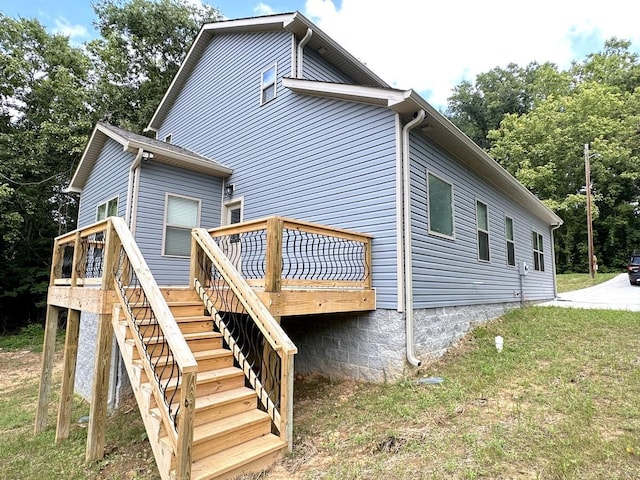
[0,348,62,395]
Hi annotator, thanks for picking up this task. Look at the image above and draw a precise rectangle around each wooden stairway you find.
[112,287,287,480]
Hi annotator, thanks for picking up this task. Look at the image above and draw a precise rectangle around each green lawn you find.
[2,306,639,479]
[556,272,621,293]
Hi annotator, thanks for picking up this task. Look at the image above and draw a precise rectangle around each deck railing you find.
[50,221,110,286]
[44,217,197,479]
[208,216,373,292]
[190,228,298,450]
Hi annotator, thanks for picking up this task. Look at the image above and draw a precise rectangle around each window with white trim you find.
[163,133,172,144]
[97,197,118,221]
[163,194,200,257]
[532,231,545,271]
[505,216,516,266]
[476,200,490,261]
[260,64,277,104]
[427,172,454,238]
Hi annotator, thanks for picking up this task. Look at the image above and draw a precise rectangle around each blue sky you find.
[2,0,639,108]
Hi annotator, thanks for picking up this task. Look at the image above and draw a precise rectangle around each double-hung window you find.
[163,194,200,257]
[427,172,454,238]
[260,64,277,104]
[505,217,516,266]
[476,200,490,261]
[532,231,545,271]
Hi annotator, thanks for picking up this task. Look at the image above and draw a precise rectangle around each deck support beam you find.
[34,304,61,434]
[56,308,81,443]
[86,220,120,462]
[85,313,114,461]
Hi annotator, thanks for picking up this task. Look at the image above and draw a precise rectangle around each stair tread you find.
[190,434,286,480]
[132,300,203,307]
[151,387,256,417]
[195,387,256,410]
[124,315,211,326]
[132,348,232,368]
[126,331,221,345]
[193,409,271,444]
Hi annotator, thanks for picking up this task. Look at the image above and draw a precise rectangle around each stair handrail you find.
[109,217,197,479]
[190,227,297,450]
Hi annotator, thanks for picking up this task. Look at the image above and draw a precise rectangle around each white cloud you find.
[254,2,277,16]
[304,0,640,108]
[53,17,89,42]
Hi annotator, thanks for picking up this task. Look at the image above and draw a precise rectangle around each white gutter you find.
[402,109,426,367]
[296,28,312,78]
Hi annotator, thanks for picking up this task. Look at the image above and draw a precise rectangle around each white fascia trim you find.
[65,124,103,192]
[282,77,409,105]
[210,14,293,32]
[127,140,233,177]
[145,26,209,132]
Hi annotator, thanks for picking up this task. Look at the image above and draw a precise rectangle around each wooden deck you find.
[37,215,375,480]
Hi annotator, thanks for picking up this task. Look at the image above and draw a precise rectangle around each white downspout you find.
[296,28,313,78]
[402,110,426,367]
[126,148,144,228]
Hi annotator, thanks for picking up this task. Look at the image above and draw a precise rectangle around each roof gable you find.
[146,11,388,132]
[67,123,231,193]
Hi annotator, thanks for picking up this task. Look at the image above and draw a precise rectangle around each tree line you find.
[447,39,640,274]
[0,0,221,331]
[1,0,638,331]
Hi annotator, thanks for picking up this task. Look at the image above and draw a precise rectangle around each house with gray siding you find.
[68,11,562,395]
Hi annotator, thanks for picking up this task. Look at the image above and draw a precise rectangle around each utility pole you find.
[584,143,595,279]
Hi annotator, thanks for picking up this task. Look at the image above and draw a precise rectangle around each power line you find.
[0,168,72,186]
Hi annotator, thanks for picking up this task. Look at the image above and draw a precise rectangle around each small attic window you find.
[260,64,277,105]
[164,133,172,143]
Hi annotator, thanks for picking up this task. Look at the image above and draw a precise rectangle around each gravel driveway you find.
[541,273,640,311]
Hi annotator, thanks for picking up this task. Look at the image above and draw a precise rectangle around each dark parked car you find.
[627,251,640,285]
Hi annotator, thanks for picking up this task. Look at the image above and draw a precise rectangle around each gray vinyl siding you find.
[302,47,355,83]
[156,30,399,308]
[409,130,555,307]
[77,138,131,227]
[135,160,223,285]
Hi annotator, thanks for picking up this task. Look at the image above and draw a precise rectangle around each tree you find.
[488,76,640,272]
[88,0,222,132]
[0,14,94,330]
[446,62,572,149]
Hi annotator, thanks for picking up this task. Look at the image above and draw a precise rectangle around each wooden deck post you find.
[86,220,120,462]
[265,217,283,293]
[34,304,60,434]
[86,312,114,461]
[189,232,206,289]
[70,231,82,286]
[279,352,295,452]
[175,369,197,480]
[364,237,373,290]
[56,308,81,443]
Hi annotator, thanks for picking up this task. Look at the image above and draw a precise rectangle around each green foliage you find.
[88,0,222,132]
[448,38,640,273]
[0,14,92,330]
[0,1,222,331]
